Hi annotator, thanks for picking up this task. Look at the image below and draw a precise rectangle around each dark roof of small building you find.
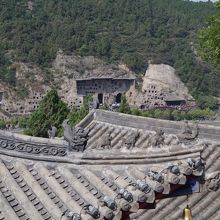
[164,95,186,102]
[73,65,136,81]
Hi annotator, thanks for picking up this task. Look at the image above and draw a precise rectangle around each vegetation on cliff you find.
[24,90,91,137]
[0,0,220,98]
[199,1,220,62]
[0,46,15,85]
[116,95,216,121]
[25,89,69,137]
[0,92,218,136]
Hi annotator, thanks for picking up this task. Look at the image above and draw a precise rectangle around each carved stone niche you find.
[0,91,3,102]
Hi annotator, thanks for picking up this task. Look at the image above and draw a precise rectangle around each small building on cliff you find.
[0,53,195,117]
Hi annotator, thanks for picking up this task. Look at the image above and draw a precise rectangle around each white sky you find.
[191,0,218,2]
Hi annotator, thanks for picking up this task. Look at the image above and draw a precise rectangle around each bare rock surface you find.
[127,64,194,108]
[0,52,194,116]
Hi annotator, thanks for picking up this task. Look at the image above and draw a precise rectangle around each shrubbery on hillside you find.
[25,89,69,137]
[0,0,220,98]
[128,108,215,121]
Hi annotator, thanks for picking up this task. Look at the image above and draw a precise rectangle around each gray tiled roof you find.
[0,155,205,220]
[0,110,219,220]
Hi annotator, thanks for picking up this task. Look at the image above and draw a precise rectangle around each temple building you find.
[0,110,219,220]
[75,74,135,107]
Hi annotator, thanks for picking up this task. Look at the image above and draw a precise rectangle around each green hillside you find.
[0,0,220,98]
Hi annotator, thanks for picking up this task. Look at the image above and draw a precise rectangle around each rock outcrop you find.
[0,53,194,116]
[126,64,194,109]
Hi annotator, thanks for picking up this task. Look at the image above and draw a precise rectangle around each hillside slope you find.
[0,0,220,97]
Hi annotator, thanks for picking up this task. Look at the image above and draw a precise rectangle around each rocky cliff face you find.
[0,53,194,117]
[0,52,135,116]
[126,64,194,109]
[53,50,135,80]
[0,62,50,116]
[143,64,193,100]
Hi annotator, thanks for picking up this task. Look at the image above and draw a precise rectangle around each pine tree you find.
[25,89,69,137]
[199,1,220,62]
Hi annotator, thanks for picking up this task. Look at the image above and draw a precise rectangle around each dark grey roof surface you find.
[0,110,219,220]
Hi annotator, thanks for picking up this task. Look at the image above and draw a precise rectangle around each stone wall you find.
[0,129,68,157]
[1,86,50,115]
[76,78,135,105]
[95,110,220,141]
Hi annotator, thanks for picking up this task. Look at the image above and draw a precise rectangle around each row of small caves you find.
[0,78,187,115]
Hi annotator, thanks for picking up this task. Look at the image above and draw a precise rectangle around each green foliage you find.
[0,0,219,95]
[17,116,29,128]
[67,95,92,127]
[131,108,142,116]
[25,89,69,137]
[0,45,16,85]
[0,116,29,130]
[118,107,215,121]
[117,96,131,114]
[186,108,214,120]
[197,96,219,110]
[199,1,220,62]
[0,119,6,129]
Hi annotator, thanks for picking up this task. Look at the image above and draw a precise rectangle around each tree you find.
[197,96,219,110]
[199,1,220,62]
[117,96,131,114]
[67,95,92,126]
[0,0,219,96]
[25,89,69,137]
[0,119,6,129]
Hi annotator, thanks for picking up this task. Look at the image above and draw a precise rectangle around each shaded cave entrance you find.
[116,93,122,104]
[0,92,3,102]
[98,93,103,104]
[165,100,186,106]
